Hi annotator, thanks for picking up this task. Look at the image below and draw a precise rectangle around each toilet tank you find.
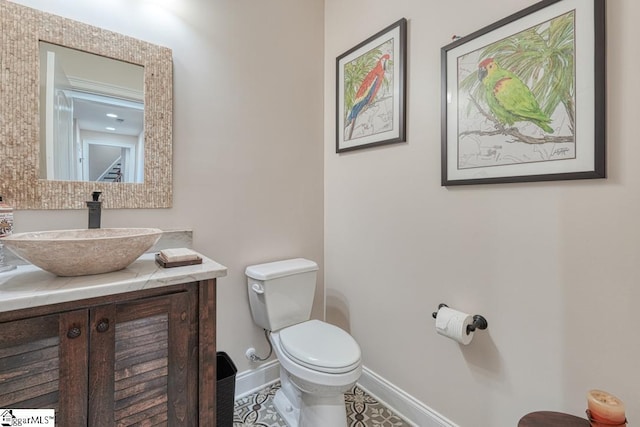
[246,258,319,331]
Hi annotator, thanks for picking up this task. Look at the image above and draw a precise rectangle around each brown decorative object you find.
[155,252,203,268]
[518,411,590,427]
[0,0,173,209]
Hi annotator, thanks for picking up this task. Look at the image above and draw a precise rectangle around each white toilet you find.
[246,258,362,427]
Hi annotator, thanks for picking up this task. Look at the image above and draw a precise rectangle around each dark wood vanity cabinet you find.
[0,279,217,426]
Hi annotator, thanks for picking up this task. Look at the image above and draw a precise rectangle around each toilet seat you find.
[278,320,361,374]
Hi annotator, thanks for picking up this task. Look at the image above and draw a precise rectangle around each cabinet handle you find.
[67,326,82,339]
[96,319,110,333]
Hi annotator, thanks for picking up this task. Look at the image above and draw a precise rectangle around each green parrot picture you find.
[477,57,554,133]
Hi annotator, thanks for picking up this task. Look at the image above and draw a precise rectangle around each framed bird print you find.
[441,0,605,185]
[336,18,407,153]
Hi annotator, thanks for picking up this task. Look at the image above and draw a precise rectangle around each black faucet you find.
[86,191,102,229]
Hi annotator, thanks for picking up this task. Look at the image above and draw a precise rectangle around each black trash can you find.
[216,351,237,427]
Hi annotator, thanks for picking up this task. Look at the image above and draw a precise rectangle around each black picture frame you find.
[336,18,407,153]
[441,0,605,185]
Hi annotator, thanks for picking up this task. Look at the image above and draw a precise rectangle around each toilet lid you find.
[279,320,361,374]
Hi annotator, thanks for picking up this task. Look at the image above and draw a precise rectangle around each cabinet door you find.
[0,309,89,426]
[88,289,197,426]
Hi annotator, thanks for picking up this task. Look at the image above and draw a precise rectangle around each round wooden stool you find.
[519,411,590,426]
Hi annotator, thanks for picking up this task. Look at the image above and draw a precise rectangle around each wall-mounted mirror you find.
[0,0,173,209]
[39,42,145,184]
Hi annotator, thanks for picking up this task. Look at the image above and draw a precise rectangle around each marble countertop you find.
[0,252,227,313]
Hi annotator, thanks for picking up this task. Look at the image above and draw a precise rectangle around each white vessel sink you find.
[1,228,163,276]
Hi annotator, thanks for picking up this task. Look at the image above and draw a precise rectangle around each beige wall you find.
[11,0,324,375]
[325,1,639,426]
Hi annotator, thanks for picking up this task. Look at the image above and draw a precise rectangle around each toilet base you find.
[273,387,300,427]
[299,392,348,427]
[273,387,349,427]
[272,365,350,427]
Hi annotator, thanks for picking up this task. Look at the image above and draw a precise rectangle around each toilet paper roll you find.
[435,306,474,345]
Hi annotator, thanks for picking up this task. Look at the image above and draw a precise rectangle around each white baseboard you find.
[233,362,457,427]
[358,366,458,427]
[234,360,281,399]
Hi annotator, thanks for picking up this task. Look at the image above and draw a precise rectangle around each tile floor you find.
[234,382,411,427]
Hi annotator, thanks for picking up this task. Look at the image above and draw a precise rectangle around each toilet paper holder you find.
[432,303,488,335]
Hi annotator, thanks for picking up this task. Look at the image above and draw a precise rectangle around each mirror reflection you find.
[38,42,144,183]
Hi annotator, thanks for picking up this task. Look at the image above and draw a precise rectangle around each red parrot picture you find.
[336,18,406,153]
[344,54,390,141]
